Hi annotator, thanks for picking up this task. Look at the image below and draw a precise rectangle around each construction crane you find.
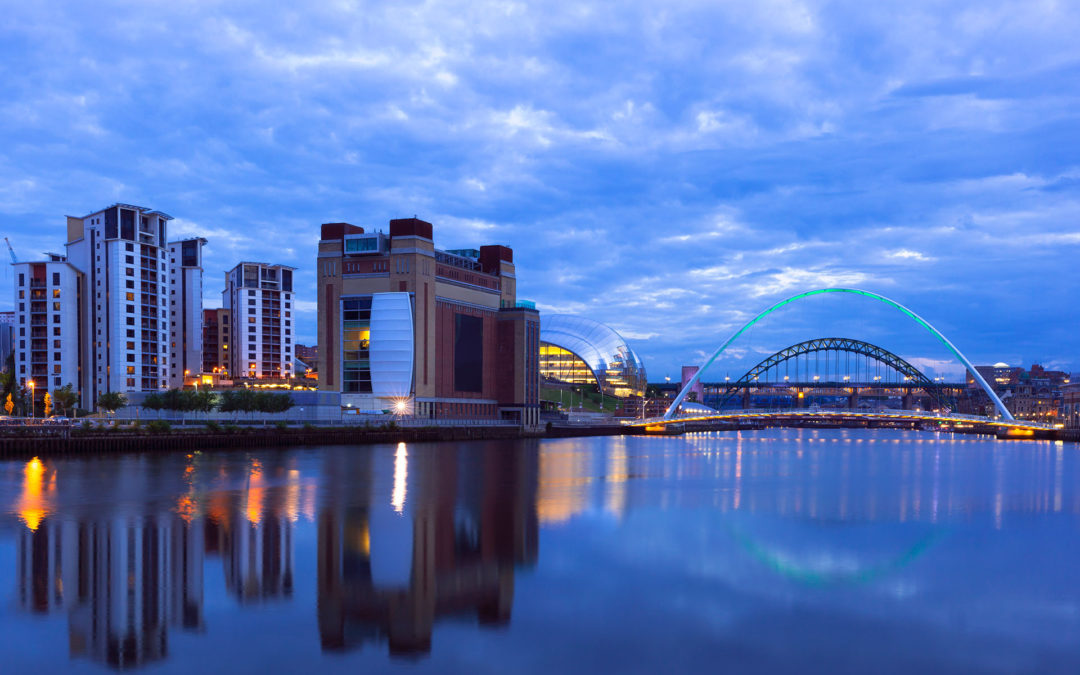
[4,237,16,264]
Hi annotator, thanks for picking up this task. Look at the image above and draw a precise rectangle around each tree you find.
[143,392,164,418]
[193,391,218,418]
[43,392,53,417]
[53,384,79,417]
[97,391,127,415]
[4,393,13,415]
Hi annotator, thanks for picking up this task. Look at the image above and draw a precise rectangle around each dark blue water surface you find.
[1,429,1079,674]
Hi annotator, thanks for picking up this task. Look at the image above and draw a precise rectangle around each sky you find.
[1,0,1078,382]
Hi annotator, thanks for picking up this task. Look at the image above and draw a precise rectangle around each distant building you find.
[295,343,318,364]
[166,238,207,387]
[681,365,704,402]
[222,262,295,380]
[539,314,646,399]
[0,310,14,369]
[316,218,539,424]
[201,308,230,374]
[1062,382,1080,429]
[971,362,1069,422]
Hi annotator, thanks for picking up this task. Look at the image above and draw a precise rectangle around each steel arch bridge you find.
[628,288,1055,434]
[713,337,955,411]
[665,288,1014,421]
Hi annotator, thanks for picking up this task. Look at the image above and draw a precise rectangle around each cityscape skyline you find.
[2,1,1079,379]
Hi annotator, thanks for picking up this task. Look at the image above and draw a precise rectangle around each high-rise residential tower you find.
[63,204,173,404]
[222,262,295,379]
[166,238,207,387]
[11,257,83,407]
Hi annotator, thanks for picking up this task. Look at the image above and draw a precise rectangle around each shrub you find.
[224,424,239,434]
[275,420,288,430]
[384,421,399,431]
[302,422,315,432]
[205,421,222,433]
[146,420,171,434]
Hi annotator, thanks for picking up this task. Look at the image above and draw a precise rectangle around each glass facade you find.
[342,296,372,392]
[539,314,647,399]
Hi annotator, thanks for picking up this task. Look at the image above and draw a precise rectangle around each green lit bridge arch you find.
[714,337,956,411]
[665,288,1013,421]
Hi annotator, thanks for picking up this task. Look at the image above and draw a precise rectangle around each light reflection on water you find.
[0,429,1077,674]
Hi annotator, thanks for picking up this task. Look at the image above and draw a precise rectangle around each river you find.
[0,429,1077,673]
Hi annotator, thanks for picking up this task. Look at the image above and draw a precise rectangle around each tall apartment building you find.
[201,308,230,374]
[222,263,295,379]
[12,204,206,410]
[11,258,82,405]
[316,217,540,425]
[166,238,207,387]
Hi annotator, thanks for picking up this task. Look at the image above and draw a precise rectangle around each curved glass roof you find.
[540,314,647,397]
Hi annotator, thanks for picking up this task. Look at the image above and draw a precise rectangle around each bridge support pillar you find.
[847,390,858,410]
[902,392,913,410]
[741,391,751,409]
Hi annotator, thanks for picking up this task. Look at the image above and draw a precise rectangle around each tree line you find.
[141,389,294,416]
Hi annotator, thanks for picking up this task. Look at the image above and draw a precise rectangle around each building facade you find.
[222,262,295,380]
[0,310,14,369]
[295,343,318,364]
[167,238,207,387]
[65,205,174,404]
[316,218,540,425]
[201,308,230,375]
[538,314,647,399]
[1062,382,1080,429]
[11,259,82,405]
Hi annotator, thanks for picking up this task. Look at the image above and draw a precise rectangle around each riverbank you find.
[0,424,560,458]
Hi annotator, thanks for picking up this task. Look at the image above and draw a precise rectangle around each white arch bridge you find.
[627,288,1055,436]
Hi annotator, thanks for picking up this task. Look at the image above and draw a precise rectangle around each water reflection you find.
[317,442,537,655]
[533,432,1080,527]
[6,441,538,668]
[2,431,1079,672]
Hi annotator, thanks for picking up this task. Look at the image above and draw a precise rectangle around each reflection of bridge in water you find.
[630,289,1055,436]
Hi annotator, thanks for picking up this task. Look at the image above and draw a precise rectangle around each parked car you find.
[44,415,72,425]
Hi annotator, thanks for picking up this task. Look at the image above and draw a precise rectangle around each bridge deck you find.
[628,409,1053,432]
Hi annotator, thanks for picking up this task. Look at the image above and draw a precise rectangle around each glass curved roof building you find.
[540,314,647,398]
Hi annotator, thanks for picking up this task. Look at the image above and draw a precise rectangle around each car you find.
[45,415,72,425]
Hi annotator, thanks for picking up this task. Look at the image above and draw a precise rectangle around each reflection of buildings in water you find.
[16,514,205,670]
[220,512,294,603]
[210,458,295,603]
[318,442,538,656]
[536,437,632,524]
[533,433,1080,526]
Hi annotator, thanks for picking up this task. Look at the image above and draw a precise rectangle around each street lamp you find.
[27,380,34,421]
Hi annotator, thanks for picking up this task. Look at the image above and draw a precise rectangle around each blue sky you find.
[1,0,1078,381]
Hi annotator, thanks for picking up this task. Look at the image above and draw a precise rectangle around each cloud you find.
[0,0,1077,377]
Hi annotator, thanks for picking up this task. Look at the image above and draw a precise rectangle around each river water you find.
[0,429,1078,674]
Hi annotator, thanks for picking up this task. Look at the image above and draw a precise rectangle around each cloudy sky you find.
[2,0,1078,381]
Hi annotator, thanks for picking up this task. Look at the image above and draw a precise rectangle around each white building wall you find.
[223,263,294,379]
[11,261,81,407]
[167,239,205,387]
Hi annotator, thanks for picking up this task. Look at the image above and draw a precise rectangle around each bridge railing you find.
[629,408,1053,429]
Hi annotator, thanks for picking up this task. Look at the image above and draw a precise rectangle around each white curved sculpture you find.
[664,288,1014,421]
[370,292,414,398]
